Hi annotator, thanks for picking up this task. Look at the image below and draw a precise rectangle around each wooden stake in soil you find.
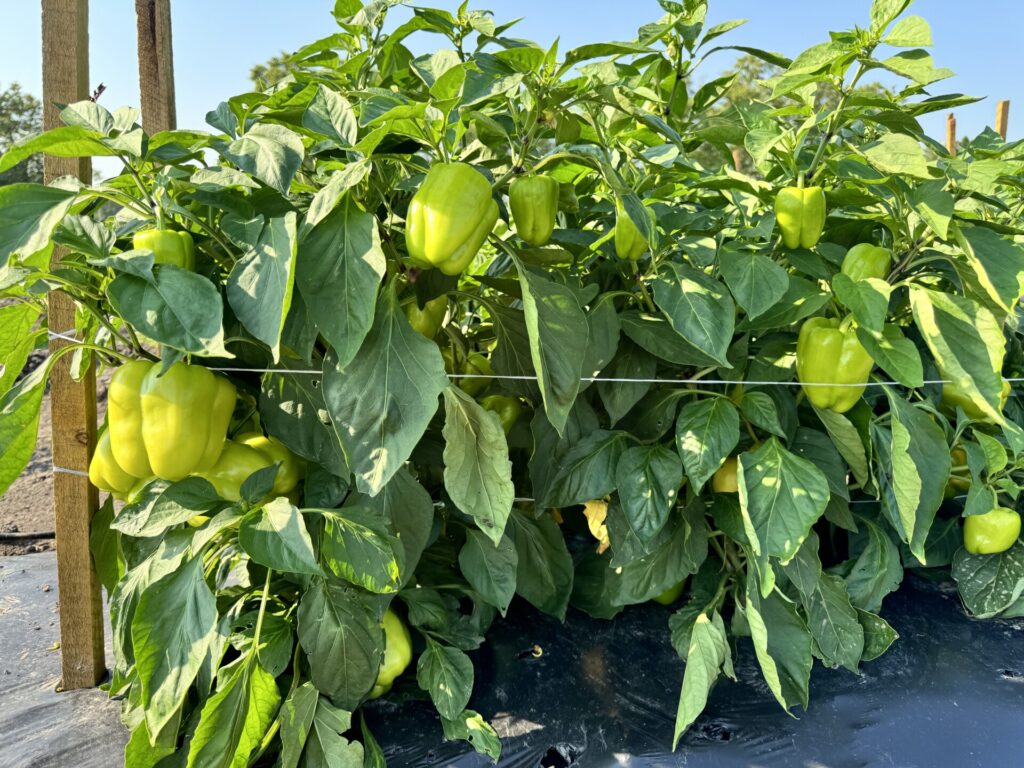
[135,0,177,132]
[946,112,956,156]
[996,100,1010,140]
[42,0,105,690]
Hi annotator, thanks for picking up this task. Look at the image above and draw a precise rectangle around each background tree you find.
[0,83,42,185]
[250,53,298,90]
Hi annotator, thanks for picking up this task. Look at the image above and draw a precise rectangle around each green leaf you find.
[227,212,297,362]
[359,467,434,584]
[907,179,953,239]
[516,262,589,435]
[870,0,912,33]
[0,183,78,266]
[458,530,518,615]
[857,609,899,661]
[217,123,304,194]
[546,429,629,507]
[304,698,364,768]
[417,637,474,720]
[747,585,812,711]
[653,263,734,367]
[739,391,786,439]
[113,477,224,538]
[302,160,372,234]
[718,249,789,320]
[855,324,924,388]
[239,498,322,575]
[801,572,865,672]
[0,126,115,174]
[874,390,950,562]
[883,15,931,46]
[675,398,740,492]
[319,506,401,593]
[109,266,229,356]
[508,509,574,620]
[738,438,830,562]
[598,340,656,426]
[442,387,514,545]
[297,579,382,710]
[322,286,448,495]
[133,556,218,735]
[861,133,931,179]
[910,287,1006,424]
[0,362,46,498]
[957,227,1024,319]
[673,611,727,748]
[296,201,386,370]
[303,86,358,146]
[615,444,684,544]
[259,359,349,479]
[831,274,890,333]
[439,709,501,761]
[89,497,123,595]
[0,302,41,396]
[952,540,1024,618]
[279,682,319,768]
[844,519,903,613]
[186,660,281,768]
[814,407,871,489]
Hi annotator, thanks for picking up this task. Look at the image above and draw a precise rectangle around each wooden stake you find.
[42,0,105,690]
[946,113,956,156]
[135,0,177,132]
[996,100,1010,140]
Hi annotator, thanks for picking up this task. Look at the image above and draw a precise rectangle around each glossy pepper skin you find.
[404,295,447,339]
[479,395,523,433]
[406,163,499,276]
[841,244,892,282]
[963,507,1021,555]
[368,609,413,699]
[775,186,826,250]
[196,440,275,502]
[614,203,649,260]
[944,446,971,499]
[235,432,304,496]
[653,580,685,605]
[107,360,237,481]
[510,175,560,246]
[456,352,493,396]
[133,229,195,270]
[942,378,1010,422]
[796,316,874,413]
[712,457,739,493]
[88,430,138,499]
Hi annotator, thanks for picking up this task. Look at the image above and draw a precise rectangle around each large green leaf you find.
[0,302,42,395]
[653,263,734,367]
[0,183,78,266]
[304,697,365,768]
[278,682,318,768]
[296,202,386,370]
[239,498,322,576]
[227,212,297,361]
[675,397,740,492]
[318,506,401,593]
[952,540,1024,618]
[322,287,448,495]
[508,510,574,620]
[358,467,434,584]
[442,387,514,545]
[416,637,474,720]
[216,123,304,194]
[0,363,46,498]
[458,530,518,615]
[673,611,728,748]
[615,444,684,544]
[718,249,789,320]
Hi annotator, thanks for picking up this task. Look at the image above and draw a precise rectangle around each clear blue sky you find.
[1,0,1020,168]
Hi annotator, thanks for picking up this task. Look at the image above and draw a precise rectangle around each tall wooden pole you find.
[996,100,1010,141]
[41,0,105,690]
[135,0,177,132]
[946,113,957,156]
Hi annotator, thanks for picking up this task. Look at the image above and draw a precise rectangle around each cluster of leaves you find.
[2,0,1024,764]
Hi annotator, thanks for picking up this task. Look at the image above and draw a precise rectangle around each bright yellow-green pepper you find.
[963,508,1021,555]
[368,609,413,699]
[653,580,686,605]
[406,163,499,276]
[796,316,875,413]
[510,175,560,246]
[479,394,523,433]
[840,243,892,282]
[88,429,138,499]
[404,295,448,339]
[235,432,304,497]
[942,378,1010,422]
[107,360,237,481]
[614,202,650,260]
[133,229,196,270]
[776,186,826,250]
[712,457,739,493]
[195,440,272,502]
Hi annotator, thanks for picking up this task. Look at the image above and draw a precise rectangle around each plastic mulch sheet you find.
[368,576,1024,768]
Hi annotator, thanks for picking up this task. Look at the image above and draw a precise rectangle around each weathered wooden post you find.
[996,100,1010,141]
[41,0,105,690]
[135,0,177,132]
[946,112,956,156]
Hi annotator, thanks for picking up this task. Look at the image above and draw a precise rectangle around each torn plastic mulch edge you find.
[366,575,1024,768]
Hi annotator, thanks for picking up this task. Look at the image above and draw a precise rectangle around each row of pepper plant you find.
[2,0,1024,764]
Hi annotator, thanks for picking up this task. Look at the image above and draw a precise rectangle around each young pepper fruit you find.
[133,229,196,270]
[796,316,874,413]
[614,202,651,260]
[88,429,139,499]
[479,394,523,433]
[942,377,1010,422]
[510,174,560,246]
[196,436,301,502]
[841,243,892,282]
[368,609,413,699]
[653,579,686,605]
[235,432,304,497]
[963,507,1021,555]
[775,186,826,250]
[406,163,499,275]
[444,349,494,396]
[404,295,448,339]
[107,360,237,481]
[712,457,739,493]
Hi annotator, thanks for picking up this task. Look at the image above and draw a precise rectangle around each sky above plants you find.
[2,0,1019,157]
